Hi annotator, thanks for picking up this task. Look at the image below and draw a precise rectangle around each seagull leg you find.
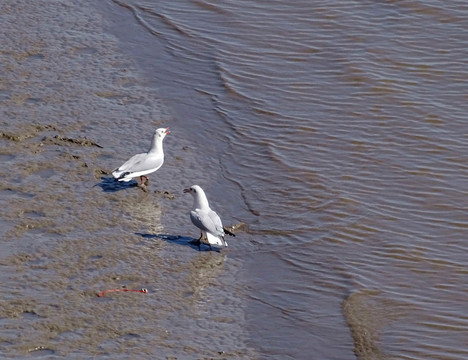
[189,234,202,250]
[196,233,202,251]
[139,176,149,187]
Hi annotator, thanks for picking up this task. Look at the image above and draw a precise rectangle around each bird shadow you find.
[135,233,221,252]
[95,176,138,193]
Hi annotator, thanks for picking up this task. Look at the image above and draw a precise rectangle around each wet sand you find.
[0,1,254,358]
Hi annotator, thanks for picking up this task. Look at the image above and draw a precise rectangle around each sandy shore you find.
[0,1,253,358]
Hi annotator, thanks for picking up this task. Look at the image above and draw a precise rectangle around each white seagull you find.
[112,127,169,186]
[184,185,235,250]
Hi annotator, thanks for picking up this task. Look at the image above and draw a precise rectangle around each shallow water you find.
[1,0,468,359]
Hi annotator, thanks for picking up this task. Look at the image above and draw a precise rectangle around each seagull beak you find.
[183,188,190,193]
[164,127,170,134]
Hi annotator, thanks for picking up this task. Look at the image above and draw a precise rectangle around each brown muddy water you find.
[1,0,468,359]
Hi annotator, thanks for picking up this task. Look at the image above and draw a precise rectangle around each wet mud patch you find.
[41,135,103,148]
[154,189,176,200]
[343,289,410,360]
[224,221,249,235]
[0,185,36,199]
[0,235,161,356]
[0,131,35,142]
[0,231,242,357]
[0,124,172,357]
[0,124,59,142]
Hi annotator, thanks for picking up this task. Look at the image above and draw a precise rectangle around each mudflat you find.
[0,1,253,358]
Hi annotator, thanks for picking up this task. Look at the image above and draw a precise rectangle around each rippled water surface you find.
[1,0,468,359]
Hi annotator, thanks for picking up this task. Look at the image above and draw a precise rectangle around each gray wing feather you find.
[190,209,224,236]
[114,153,163,176]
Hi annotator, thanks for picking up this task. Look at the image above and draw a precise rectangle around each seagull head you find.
[183,185,201,195]
[184,185,210,209]
[155,127,170,139]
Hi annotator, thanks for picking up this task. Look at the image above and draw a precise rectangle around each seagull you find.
[112,127,169,186]
[184,185,235,250]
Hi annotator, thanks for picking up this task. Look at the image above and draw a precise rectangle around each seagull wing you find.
[190,208,224,237]
[112,152,163,179]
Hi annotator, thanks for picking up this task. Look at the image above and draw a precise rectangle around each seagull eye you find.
[193,188,196,193]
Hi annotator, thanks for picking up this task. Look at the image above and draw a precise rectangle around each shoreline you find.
[0,1,254,358]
